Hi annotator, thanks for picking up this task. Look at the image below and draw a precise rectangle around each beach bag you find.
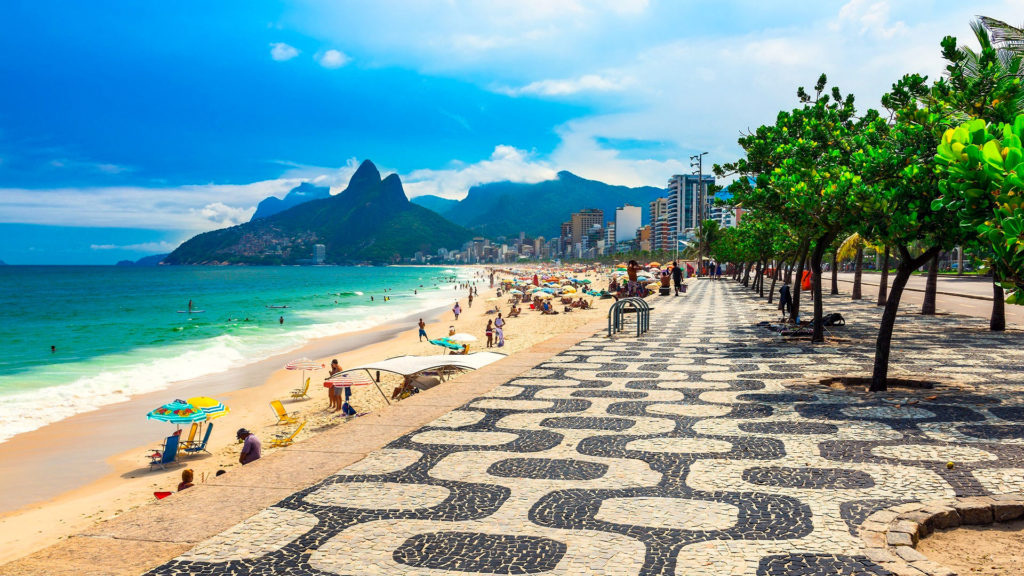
[822,313,845,326]
[341,402,357,416]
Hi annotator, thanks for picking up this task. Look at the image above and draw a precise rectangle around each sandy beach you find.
[0,267,614,565]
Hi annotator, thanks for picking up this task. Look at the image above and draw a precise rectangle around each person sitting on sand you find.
[237,429,261,465]
[178,468,195,491]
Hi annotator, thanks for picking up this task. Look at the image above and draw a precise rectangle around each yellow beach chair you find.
[270,400,299,425]
[269,421,305,448]
[290,377,311,400]
[179,422,199,452]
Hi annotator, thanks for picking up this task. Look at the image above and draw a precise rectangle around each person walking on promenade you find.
[236,428,261,465]
[485,320,494,348]
[494,313,506,347]
[671,261,684,295]
[779,280,793,316]
[452,301,461,320]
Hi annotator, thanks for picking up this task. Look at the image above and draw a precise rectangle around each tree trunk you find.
[991,278,1005,331]
[851,247,864,300]
[877,246,890,306]
[741,262,751,287]
[871,246,941,391]
[921,252,939,315]
[790,242,809,323]
[830,251,839,295]
[768,260,780,304]
[810,234,833,343]
[957,246,964,276]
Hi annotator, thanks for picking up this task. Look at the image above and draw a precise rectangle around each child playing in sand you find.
[177,469,194,491]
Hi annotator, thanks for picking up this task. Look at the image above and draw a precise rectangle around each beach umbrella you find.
[286,357,321,388]
[447,333,478,342]
[429,338,463,351]
[579,280,591,284]
[537,292,554,299]
[563,287,577,293]
[147,400,207,424]
[509,289,523,295]
[186,396,230,420]
[324,371,374,388]
[541,287,555,293]
[648,261,661,268]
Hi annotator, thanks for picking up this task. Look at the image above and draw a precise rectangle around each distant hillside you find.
[410,195,459,215]
[251,182,331,221]
[440,171,664,238]
[166,161,474,264]
[115,253,168,266]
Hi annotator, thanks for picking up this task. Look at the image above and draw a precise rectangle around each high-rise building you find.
[605,221,616,251]
[614,204,642,246]
[636,225,652,252]
[570,209,604,247]
[648,197,669,251]
[666,174,715,242]
[313,244,326,265]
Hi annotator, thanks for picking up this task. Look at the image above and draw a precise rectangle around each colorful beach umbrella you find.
[447,333,478,342]
[186,396,230,420]
[428,338,463,351]
[147,400,207,424]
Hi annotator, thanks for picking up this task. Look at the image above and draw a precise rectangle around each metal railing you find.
[608,297,651,337]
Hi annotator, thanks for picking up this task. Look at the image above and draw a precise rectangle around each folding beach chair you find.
[179,422,199,452]
[270,400,299,425]
[290,377,311,400]
[149,434,180,471]
[269,421,306,448]
[183,423,214,455]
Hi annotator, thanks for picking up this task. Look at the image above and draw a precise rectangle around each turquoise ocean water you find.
[0,265,476,443]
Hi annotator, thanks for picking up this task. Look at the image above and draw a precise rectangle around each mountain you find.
[410,195,459,216]
[165,161,474,265]
[251,182,331,221]
[115,253,168,266]
[440,171,664,239]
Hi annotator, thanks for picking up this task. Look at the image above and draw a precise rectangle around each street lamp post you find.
[690,152,708,275]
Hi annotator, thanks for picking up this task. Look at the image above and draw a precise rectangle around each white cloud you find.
[402,145,557,199]
[90,241,179,252]
[316,49,350,69]
[0,179,302,233]
[500,74,630,97]
[269,42,300,61]
[835,0,907,39]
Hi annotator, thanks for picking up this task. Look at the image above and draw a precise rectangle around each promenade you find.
[11,280,1024,576]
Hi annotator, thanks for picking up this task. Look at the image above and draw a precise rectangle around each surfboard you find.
[177,310,205,313]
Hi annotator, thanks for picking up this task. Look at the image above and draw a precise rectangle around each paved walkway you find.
[144,281,1024,576]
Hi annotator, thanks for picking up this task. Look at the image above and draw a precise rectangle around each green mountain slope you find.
[440,171,664,238]
[410,195,459,215]
[165,160,474,264]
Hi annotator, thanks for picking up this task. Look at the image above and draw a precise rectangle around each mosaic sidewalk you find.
[146,280,1024,576]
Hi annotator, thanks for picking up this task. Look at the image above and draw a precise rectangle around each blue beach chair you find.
[149,434,180,470]
[183,423,213,455]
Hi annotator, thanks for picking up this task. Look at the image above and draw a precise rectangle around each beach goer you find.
[494,313,505,347]
[51,345,56,353]
[279,316,284,325]
[178,468,195,491]
[468,292,473,308]
[779,280,793,316]
[449,325,456,337]
[627,260,640,296]
[716,263,723,279]
[671,261,684,295]
[418,318,428,342]
[485,320,494,348]
[237,429,261,465]
[453,301,461,320]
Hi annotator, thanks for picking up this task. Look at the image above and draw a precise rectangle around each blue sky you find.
[0,0,1016,263]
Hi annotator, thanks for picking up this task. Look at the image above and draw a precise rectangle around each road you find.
[830,272,1024,328]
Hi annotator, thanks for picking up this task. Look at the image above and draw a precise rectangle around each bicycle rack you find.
[608,297,651,337]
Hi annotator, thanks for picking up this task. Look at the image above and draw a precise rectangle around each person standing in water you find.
[279,316,284,325]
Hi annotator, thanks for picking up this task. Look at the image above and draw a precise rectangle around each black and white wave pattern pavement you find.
[147,280,1024,576]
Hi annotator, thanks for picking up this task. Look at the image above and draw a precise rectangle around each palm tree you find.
[978,17,1024,56]
[837,233,865,300]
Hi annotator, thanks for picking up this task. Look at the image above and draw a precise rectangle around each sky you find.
[0,0,1017,263]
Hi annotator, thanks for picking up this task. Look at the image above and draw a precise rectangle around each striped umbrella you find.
[186,396,230,420]
[324,371,375,388]
[286,357,321,388]
[147,400,207,424]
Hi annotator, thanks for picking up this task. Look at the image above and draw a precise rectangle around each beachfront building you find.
[313,243,326,264]
[648,198,670,251]
[667,174,716,241]
[570,209,604,248]
[605,221,616,252]
[637,225,652,252]
[614,204,641,246]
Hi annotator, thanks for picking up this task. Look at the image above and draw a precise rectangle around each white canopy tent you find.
[348,352,508,402]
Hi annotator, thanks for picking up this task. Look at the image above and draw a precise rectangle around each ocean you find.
[0,265,478,443]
